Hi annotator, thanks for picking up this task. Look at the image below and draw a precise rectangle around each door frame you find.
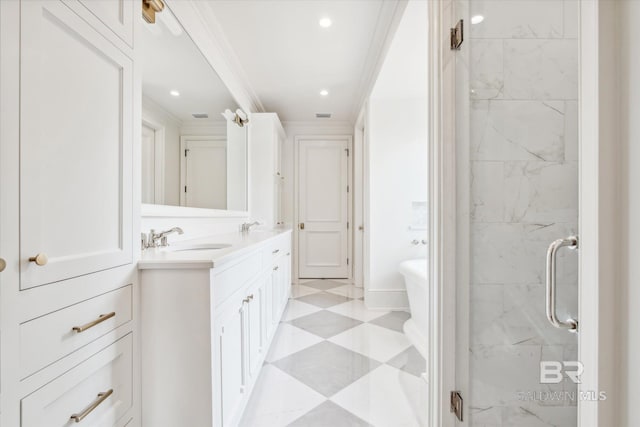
[430,1,619,427]
[141,119,166,205]
[179,135,227,208]
[293,135,353,282]
[353,110,366,289]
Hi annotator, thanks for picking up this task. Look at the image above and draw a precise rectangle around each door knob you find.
[29,253,48,266]
[299,223,305,230]
[0,258,5,272]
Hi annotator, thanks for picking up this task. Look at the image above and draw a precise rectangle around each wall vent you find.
[315,113,332,119]
[192,113,209,119]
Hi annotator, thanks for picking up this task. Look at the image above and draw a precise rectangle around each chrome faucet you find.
[145,227,184,248]
[240,221,261,233]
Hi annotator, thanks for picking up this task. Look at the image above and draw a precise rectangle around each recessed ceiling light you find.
[471,15,484,25]
[320,89,329,97]
[319,17,332,28]
[170,90,180,97]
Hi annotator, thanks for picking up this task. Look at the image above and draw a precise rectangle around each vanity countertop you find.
[138,228,292,270]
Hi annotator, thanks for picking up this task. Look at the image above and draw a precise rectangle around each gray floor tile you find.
[302,279,346,291]
[296,291,352,309]
[386,346,426,378]
[273,341,380,397]
[289,310,362,339]
[287,400,372,427]
[368,311,411,332]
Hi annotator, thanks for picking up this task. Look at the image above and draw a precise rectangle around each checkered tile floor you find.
[239,280,428,427]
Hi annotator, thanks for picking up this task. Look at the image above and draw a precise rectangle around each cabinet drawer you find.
[20,285,132,378]
[263,235,291,265]
[213,253,262,307]
[21,334,133,427]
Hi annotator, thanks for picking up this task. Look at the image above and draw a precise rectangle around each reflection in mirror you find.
[140,6,247,211]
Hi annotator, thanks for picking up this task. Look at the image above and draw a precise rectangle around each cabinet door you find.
[19,1,133,290]
[76,0,134,47]
[246,281,263,378]
[271,266,281,327]
[283,252,292,302]
[274,132,284,225]
[216,300,245,427]
[262,273,274,342]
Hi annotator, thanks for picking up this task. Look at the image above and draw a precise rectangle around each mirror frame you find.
[141,203,249,218]
[141,0,258,218]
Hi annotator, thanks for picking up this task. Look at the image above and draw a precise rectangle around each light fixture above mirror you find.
[222,109,249,128]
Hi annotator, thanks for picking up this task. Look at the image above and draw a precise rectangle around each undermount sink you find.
[168,243,232,252]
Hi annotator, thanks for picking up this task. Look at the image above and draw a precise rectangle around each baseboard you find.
[364,288,409,310]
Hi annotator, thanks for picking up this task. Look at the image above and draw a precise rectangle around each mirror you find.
[140,6,247,211]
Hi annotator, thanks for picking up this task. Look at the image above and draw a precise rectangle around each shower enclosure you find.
[455,0,580,425]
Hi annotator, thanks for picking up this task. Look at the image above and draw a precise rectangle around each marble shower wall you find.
[467,1,579,426]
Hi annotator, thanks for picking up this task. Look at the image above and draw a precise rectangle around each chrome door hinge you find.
[450,391,463,421]
[450,20,463,50]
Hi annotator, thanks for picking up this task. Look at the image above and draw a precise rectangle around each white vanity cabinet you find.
[249,113,286,227]
[0,1,137,426]
[140,231,292,427]
[19,0,133,290]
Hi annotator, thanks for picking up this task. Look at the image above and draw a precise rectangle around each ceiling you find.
[205,0,398,123]
[140,9,238,122]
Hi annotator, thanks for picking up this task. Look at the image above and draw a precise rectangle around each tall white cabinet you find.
[249,113,286,227]
[0,1,138,426]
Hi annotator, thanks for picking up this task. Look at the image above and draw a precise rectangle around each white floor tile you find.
[331,365,428,427]
[328,323,411,363]
[326,284,365,299]
[239,365,325,427]
[327,299,389,322]
[291,284,322,298]
[282,299,322,322]
[265,323,324,363]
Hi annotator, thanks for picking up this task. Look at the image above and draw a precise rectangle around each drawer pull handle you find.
[273,266,279,271]
[72,312,116,333]
[70,389,113,423]
[28,253,48,266]
[272,249,280,254]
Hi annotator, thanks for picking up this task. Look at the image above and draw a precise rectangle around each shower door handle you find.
[545,236,578,332]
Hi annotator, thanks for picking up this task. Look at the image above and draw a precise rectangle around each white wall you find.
[618,2,640,424]
[367,98,428,309]
[364,0,428,309]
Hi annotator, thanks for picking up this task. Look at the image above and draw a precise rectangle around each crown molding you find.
[349,0,409,123]
[281,120,354,130]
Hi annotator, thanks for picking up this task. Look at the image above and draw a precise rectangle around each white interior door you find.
[141,124,156,204]
[298,138,350,279]
[180,137,227,209]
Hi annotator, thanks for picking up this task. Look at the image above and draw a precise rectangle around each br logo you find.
[540,361,584,384]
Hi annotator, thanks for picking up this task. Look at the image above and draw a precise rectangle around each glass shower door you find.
[460,0,580,425]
